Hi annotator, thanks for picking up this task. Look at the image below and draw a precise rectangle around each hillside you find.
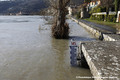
[0,0,84,15]
[0,0,48,14]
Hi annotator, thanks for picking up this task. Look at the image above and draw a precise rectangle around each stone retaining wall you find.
[80,41,120,80]
[70,17,120,80]
[70,17,120,41]
[82,44,103,80]
[71,17,102,39]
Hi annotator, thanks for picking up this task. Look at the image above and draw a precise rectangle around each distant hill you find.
[0,0,84,15]
[0,0,48,14]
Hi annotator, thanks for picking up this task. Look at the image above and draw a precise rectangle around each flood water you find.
[0,16,94,80]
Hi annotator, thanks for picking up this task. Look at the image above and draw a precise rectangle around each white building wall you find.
[92,12,116,15]
[81,12,83,18]
[68,7,72,16]
[117,11,120,22]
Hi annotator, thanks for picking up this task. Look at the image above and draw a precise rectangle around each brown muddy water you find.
[0,16,95,80]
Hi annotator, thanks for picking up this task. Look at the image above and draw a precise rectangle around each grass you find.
[84,18,120,29]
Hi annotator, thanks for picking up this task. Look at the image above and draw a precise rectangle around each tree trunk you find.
[106,6,109,21]
[52,0,69,39]
[115,0,120,18]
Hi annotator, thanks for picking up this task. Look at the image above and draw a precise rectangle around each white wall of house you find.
[92,12,116,15]
[117,11,120,22]
[92,11,120,22]
[87,0,100,10]
[68,7,72,15]
[81,11,83,18]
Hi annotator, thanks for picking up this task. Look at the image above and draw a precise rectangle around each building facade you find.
[117,11,120,22]
[68,7,72,15]
[87,0,101,11]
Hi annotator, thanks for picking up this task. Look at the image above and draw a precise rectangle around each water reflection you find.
[0,16,94,80]
[51,38,93,80]
[51,38,69,80]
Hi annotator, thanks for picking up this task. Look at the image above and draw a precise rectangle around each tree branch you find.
[64,0,70,7]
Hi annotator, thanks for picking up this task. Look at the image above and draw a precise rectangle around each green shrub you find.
[106,15,116,22]
[104,15,107,21]
[97,8,101,13]
[90,14,116,22]
[93,15,95,20]
[89,6,105,14]
[113,17,116,23]
[101,15,104,21]
[97,15,103,21]
[90,15,93,20]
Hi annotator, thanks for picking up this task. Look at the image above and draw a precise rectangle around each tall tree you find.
[115,0,120,18]
[49,0,70,39]
[100,0,114,21]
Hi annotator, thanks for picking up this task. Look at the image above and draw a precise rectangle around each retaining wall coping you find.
[103,34,120,41]
[81,41,120,80]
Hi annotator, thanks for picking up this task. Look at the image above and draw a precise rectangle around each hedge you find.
[90,14,116,22]
[89,6,106,14]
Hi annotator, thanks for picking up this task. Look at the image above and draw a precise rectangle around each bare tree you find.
[49,0,70,39]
